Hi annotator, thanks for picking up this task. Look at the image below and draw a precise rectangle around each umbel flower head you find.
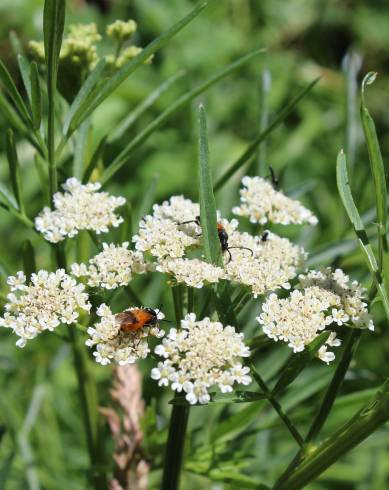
[35,178,125,243]
[221,220,306,297]
[156,258,225,288]
[233,176,318,225]
[71,242,147,289]
[257,268,374,363]
[0,270,91,347]
[86,305,165,365]
[106,19,137,41]
[151,314,251,404]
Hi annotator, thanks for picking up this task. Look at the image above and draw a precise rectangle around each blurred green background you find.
[1,0,389,489]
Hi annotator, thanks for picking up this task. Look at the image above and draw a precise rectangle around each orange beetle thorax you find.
[116,308,157,333]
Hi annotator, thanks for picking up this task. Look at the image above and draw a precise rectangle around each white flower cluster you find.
[133,196,305,294]
[71,242,147,289]
[222,221,306,297]
[157,258,225,288]
[233,176,318,225]
[86,304,164,365]
[257,268,373,363]
[151,314,251,404]
[35,178,125,243]
[132,196,201,260]
[0,270,91,347]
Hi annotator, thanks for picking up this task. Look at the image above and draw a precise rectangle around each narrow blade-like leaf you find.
[67,2,208,133]
[336,150,389,319]
[0,59,30,123]
[6,129,24,213]
[100,48,264,185]
[272,332,330,396]
[43,0,65,89]
[17,54,31,100]
[82,135,107,184]
[30,62,42,130]
[63,59,107,136]
[134,174,159,226]
[109,69,187,142]
[198,105,220,265]
[214,78,319,191]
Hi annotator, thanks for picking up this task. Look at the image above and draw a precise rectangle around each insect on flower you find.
[179,216,253,263]
[115,307,160,332]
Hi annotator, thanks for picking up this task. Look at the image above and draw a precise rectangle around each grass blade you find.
[30,62,42,130]
[360,72,388,272]
[6,129,25,213]
[63,59,107,136]
[198,105,220,265]
[100,48,264,185]
[272,332,330,396]
[108,69,186,142]
[66,2,208,134]
[73,119,91,179]
[336,150,389,319]
[0,59,30,123]
[17,54,32,100]
[214,78,319,192]
[44,0,65,197]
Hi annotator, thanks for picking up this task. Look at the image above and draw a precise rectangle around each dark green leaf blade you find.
[198,105,220,265]
[67,2,208,133]
[100,48,265,185]
[214,78,319,191]
[272,332,330,396]
[6,129,24,213]
[17,54,31,100]
[43,0,65,90]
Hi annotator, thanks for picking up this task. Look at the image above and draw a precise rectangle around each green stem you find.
[171,285,183,327]
[274,378,389,490]
[306,329,362,442]
[249,362,304,448]
[274,329,362,487]
[187,286,194,313]
[161,404,190,490]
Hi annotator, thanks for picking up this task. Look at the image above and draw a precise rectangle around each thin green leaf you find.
[43,0,65,90]
[198,105,220,265]
[63,59,107,136]
[208,469,269,489]
[108,69,187,142]
[0,451,14,490]
[17,54,31,100]
[100,48,264,185]
[67,2,207,134]
[6,129,25,213]
[82,135,107,184]
[169,391,266,406]
[336,150,389,319]
[272,332,330,396]
[0,59,30,123]
[30,62,42,130]
[0,91,28,134]
[214,78,319,191]
[22,240,36,280]
[9,30,24,57]
[134,174,159,226]
[360,72,389,282]
[0,183,18,210]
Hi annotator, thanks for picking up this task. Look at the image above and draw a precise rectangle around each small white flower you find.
[0,269,91,347]
[258,267,374,363]
[152,314,251,403]
[233,175,318,225]
[157,258,225,288]
[35,177,125,243]
[71,242,147,289]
